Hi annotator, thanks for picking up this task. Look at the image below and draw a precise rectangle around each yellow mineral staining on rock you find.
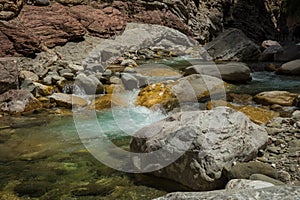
[87,94,128,110]
[207,100,279,124]
[135,83,178,111]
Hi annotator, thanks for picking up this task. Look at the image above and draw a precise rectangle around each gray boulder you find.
[204,29,261,61]
[154,186,300,200]
[130,107,268,190]
[276,59,300,75]
[75,73,104,94]
[121,73,139,90]
[185,62,251,83]
[0,58,19,94]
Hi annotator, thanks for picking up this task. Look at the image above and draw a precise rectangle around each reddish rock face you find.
[19,4,86,48]
[0,20,41,57]
[69,5,126,38]
[0,2,192,57]
[0,1,281,57]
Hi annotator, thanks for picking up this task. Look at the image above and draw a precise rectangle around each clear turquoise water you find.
[0,108,169,199]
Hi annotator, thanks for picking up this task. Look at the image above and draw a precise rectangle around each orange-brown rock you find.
[87,94,128,110]
[207,100,279,124]
[254,91,299,106]
[104,84,125,94]
[136,83,178,111]
[136,75,228,111]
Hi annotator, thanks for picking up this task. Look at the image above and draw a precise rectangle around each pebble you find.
[289,165,296,172]
[268,146,280,154]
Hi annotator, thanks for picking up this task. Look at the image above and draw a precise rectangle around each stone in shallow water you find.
[136,74,227,111]
[130,107,268,190]
[254,91,299,106]
[185,62,252,83]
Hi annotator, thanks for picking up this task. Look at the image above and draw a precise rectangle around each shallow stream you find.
[1,59,300,199]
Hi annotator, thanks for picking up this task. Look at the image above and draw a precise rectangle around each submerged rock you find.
[130,107,268,190]
[154,186,300,200]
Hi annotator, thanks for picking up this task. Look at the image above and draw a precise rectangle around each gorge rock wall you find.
[0,0,283,57]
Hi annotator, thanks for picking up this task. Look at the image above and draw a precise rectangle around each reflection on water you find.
[0,108,168,199]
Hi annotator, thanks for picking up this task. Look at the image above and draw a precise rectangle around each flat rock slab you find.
[204,28,261,61]
[154,186,300,200]
[254,91,299,106]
